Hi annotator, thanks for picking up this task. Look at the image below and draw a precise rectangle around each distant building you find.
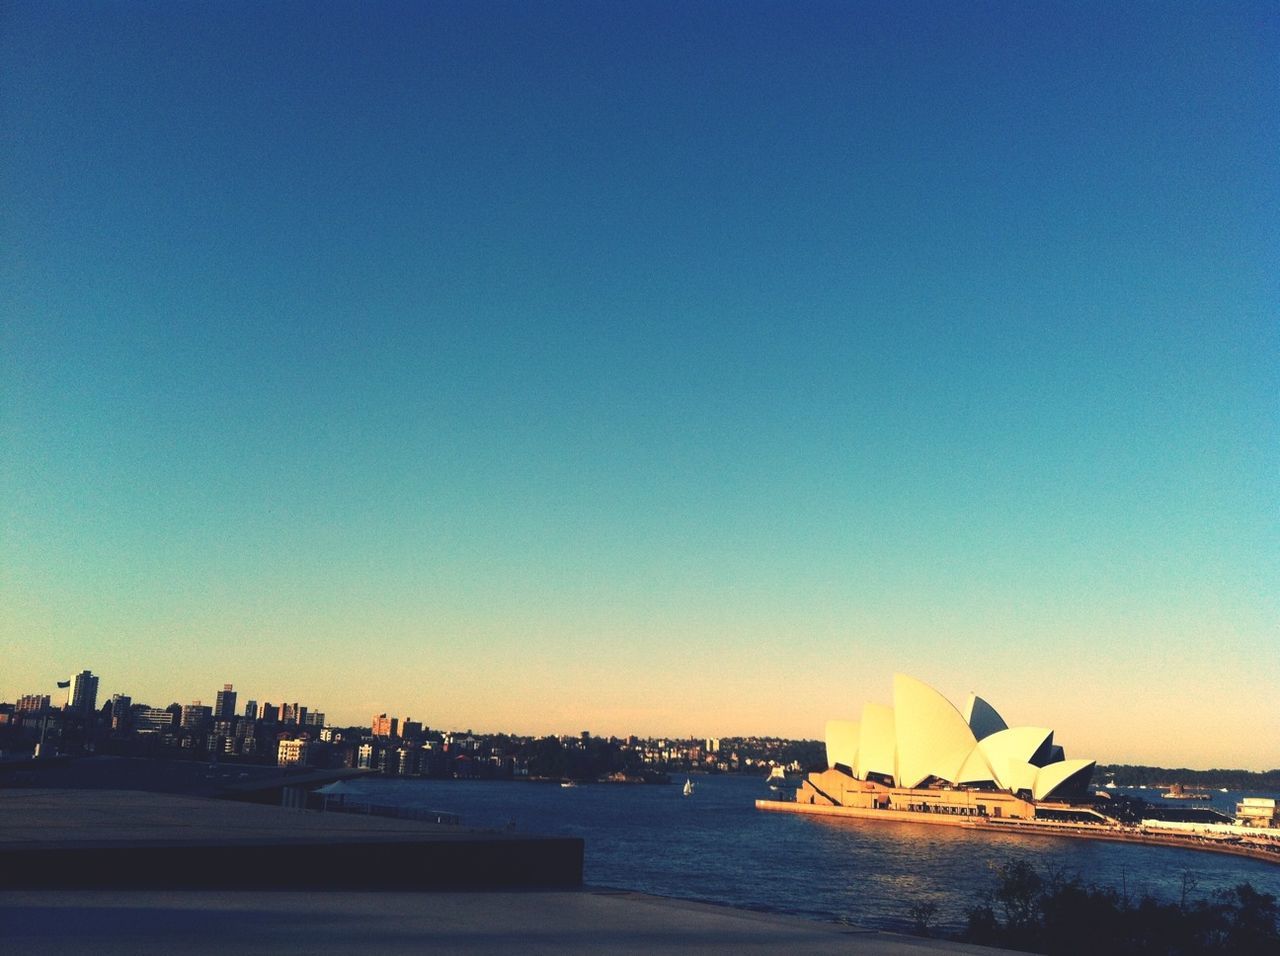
[396,745,417,775]
[215,684,237,720]
[357,742,376,768]
[260,702,279,722]
[304,711,325,727]
[132,706,177,732]
[706,738,720,753]
[181,701,213,730]
[371,714,397,738]
[234,718,258,755]
[110,694,132,729]
[277,738,309,767]
[244,699,258,721]
[401,719,422,739]
[15,694,50,714]
[68,671,99,716]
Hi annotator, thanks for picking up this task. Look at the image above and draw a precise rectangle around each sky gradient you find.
[3,2,1277,768]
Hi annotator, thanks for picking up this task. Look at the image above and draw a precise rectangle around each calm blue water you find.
[320,775,1280,933]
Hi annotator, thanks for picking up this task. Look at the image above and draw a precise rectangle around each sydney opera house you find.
[794,674,1100,822]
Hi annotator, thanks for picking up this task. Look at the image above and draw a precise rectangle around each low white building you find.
[1236,797,1279,829]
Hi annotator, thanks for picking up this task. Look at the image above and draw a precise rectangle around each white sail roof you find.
[825,720,859,773]
[823,674,1093,802]
[954,745,997,786]
[1034,759,1096,801]
[855,703,897,783]
[893,674,978,789]
[978,727,1054,791]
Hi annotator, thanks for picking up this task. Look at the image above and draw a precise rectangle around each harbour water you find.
[320,775,1280,934]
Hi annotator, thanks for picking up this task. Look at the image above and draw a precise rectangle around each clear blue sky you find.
[3,2,1276,768]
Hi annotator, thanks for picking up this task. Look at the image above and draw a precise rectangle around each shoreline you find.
[755,799,1280,866]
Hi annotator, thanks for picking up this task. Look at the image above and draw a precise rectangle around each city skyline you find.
[8,662,1278,773]
[3,4,1277,770]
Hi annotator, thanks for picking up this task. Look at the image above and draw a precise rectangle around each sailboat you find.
[766,766,788,790]
[683,777,694,797]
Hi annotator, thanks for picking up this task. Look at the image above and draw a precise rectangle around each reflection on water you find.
[321,775,1280,933]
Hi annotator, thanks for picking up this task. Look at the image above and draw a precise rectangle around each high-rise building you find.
[68,671,99,715]
[260,702,279,722]
[244,700,258,721]
[110,694,132,729]
[215,684,237,720]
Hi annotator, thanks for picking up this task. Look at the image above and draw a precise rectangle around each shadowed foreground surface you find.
[0,788,581,889]
[0,787,1018,953]
[0,888,1019,955]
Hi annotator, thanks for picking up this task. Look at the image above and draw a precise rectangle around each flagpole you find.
[39,679,72,759]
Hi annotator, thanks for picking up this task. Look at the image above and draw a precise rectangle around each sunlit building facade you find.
[277,738,309,767]
[67,671,99,716]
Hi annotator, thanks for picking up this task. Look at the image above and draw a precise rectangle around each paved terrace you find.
[0,789,581,889]
[0,789,1018,954]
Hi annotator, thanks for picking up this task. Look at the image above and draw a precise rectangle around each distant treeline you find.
[1097,765,1280,792]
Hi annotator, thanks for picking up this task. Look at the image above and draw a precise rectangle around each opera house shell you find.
[808,675,1095,813]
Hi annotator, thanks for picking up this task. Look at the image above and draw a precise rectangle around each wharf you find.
[756,799,1280,865]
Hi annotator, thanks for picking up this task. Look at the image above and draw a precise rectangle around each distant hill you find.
[1096,764,1280,791]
